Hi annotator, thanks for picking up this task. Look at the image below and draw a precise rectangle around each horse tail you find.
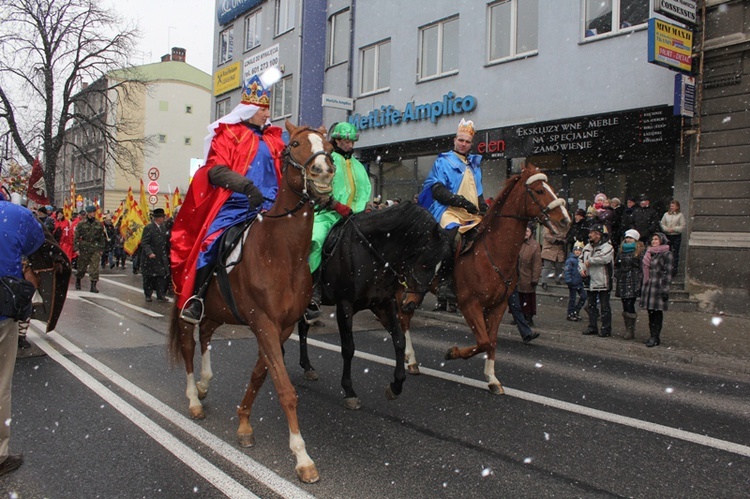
[167,305,184,366]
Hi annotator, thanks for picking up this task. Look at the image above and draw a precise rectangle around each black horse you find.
[297,202,452,409]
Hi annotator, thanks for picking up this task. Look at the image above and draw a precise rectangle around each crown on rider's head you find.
[457,118,475,138]
[241,75,271,108]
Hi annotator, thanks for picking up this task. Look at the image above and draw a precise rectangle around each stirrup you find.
[180,296,205,325]
[303,301,321,324]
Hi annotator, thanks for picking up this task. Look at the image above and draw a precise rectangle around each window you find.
[584,0,648,38]
[419,17,459,81]
[219,27,234,64]
[244,10,262,51]
[158,134,167,143]
[184,137,192,146]
[360,40,391,95]
[272,75,293,120]
[185,105,192,114]
[328,9,350,67]
[215,98,231,120]
[488,0,538,63]
[275,0,296,35]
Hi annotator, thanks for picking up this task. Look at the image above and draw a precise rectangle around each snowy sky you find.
[106,0,215,74]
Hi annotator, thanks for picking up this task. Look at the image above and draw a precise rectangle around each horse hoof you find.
[237,432,255,448]
[385,385,399,401]
[489,384,505,395]
[444,347,458,360]
[407,363,420,375]
[197,388,208,400]
[189,406,205,419]
[343,397,361,410]
[296,464,320,484]
[303,369,319,381]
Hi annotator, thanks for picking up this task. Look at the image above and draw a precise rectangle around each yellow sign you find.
[648,18,693,72]
[214,62,242,96]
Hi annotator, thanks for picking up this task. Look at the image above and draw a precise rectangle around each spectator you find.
[631,194,660,244]
[540,224,567,290]
[52,209,75,262]
[566,208,589,252]
[615,229,644,340]
[140,208,170,302]
[507,285,539,344]
[594,193,615,236]
[563,241,587,322]
[73,205,107,293]
[619,196,637,239]
[610,197,624,248]
[580,223,614,337]
[640,232,673,347]
[517,225,542,326]
[0,183,46,477]
[101,215,116,269]
[660,199,686,277]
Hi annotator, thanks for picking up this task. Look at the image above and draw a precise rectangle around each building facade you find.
[56,49,211,213]
[210,0,748,314]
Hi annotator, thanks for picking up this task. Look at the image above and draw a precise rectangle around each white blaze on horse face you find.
[542,182,571,221]
[307,133,331,174]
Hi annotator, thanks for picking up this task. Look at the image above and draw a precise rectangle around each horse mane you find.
[475,173,523,233]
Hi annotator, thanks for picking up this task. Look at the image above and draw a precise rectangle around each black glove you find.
[478,195,489,214]
[244,182,264,211]
[452,195,479,214]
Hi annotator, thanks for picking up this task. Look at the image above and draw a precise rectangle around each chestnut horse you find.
[401,163,570,393]
[168,121,334,483]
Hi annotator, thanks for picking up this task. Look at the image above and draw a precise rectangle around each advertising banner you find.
[648,18,693,72]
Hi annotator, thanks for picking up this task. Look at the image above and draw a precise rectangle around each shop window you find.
[272,75,293,120]
[219,27,234,64]
[245,10,262,52]
[418,16,459,81]
[275,0,296,35]
[328,9,350,67]
[360,40,390,95]
[584,0,649,38]
[215,98,231,121]
[487,0,538,63]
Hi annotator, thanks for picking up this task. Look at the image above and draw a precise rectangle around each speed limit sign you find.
[148,194,158,205]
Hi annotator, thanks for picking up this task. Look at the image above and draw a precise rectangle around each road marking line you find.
[68,290,163,317]
[31,324,316,499]
[293,334,750,458]
[27,328,259,499]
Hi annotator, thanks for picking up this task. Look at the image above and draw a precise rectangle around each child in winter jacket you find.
[563,242,587,321]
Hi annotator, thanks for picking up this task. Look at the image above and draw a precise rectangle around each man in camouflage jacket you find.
[74,205,107,293]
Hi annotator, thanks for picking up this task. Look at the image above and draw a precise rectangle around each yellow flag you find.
[164,194,172,218]
[171,187,182,210]
[122,187,146,255]
[139,179,149,224]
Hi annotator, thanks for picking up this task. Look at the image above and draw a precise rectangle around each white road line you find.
[27,328,259,499]
[30,323,316,499]
[98,276,150,294]
[292,334,750,458]
[68,290,164,317]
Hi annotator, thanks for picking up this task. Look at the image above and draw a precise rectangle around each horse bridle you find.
[262,128,334,218]
[494,173,565,228]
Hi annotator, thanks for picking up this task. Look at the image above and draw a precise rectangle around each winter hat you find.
[588,223,604,235]
[624,229,640,241]
[573,241,584,251]
[85,205,96,213]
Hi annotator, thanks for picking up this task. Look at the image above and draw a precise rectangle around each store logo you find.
[348,92,477,131]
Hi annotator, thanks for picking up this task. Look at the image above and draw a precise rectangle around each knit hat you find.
[624,229,640,241]
[588,223,604,235]
[573,241,584,250]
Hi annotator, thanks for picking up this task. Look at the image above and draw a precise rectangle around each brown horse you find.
[168,121,335,483]
[401,163,570,393]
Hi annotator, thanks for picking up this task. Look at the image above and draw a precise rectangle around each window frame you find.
[328,8,350,67]
[244,9,262,52]
[275,0,296,36]
[219,26,234,64]
[215,98,231,121]
[486,0,539,65]
[582,0,649,40]
[418,16,460,82]
[271,75,293,121]
[360,39,391,96]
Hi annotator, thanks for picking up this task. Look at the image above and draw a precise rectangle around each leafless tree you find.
[0,0,151,203]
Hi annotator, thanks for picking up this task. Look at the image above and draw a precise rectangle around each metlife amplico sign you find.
[654,0,697,26]
[244,44,280,80]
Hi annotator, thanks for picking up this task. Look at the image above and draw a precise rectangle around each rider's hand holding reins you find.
[244,182,265,211]
[331,200,353,218]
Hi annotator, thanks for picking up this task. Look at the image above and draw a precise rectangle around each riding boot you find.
[181,265,214,325]
[75,278,81,290]
[90,281,99,293]
[622,312,636,340]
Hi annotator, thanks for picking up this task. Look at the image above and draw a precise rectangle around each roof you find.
[110,61,212,91]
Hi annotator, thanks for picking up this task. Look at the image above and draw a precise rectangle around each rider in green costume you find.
[306,122,371,320]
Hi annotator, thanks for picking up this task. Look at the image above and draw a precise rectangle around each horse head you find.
[516,163,571,235]
[284,120,335,204]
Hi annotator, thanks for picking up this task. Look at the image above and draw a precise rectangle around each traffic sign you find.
[147,180,160,195]
[148,167,160,181]
[148,194,158,205]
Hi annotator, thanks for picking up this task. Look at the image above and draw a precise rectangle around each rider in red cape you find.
[171,73,285,322]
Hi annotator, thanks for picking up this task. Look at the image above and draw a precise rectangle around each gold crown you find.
[457,118,475,138]
[241,76,270,108]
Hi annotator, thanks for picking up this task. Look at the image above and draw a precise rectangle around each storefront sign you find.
[654,0,697,26]
[244,44,280,80]
[648,18,693,72]
[349,92,477,131]
[322,94,354,111]
[674,74,696,117]
[214,62,242,96]
[217,0,263,26]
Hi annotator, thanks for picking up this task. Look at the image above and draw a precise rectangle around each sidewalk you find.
[415,292,750,378]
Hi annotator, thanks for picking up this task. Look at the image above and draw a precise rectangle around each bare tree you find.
[0,0,149,203]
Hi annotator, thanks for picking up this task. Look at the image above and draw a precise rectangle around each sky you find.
[107,0,215,74]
